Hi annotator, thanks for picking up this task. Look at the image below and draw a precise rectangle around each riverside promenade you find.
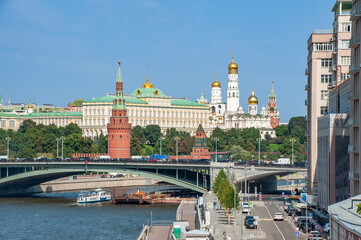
[204,192,264,240]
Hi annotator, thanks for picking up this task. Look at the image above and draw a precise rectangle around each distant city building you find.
[208,53,278,139]
[107,63,131,159]
[306,0,352,195]
[0,99,80,131]
[349,0,361,196]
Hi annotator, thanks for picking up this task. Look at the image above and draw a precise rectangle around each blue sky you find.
[0,0,335,122]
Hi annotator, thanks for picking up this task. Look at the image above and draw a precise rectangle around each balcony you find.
[351,7,361,21]
[305,84,310,90]
[348,145,358,153]
[349,90,359,100]
[305,68,310,75]
[305,99,310,105]
[350,36,360,48]
[349,171,360,180]
[349,64,360,74]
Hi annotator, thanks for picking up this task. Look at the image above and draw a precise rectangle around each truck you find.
[274,158,290,165]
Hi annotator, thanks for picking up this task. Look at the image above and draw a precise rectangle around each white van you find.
[274,158,290,165]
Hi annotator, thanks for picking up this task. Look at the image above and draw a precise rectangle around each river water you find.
[0,187,180,240]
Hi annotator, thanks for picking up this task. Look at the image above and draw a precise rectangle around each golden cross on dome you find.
[232,50,234,60]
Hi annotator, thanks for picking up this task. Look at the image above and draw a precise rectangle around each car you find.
[296,217,307,227]
[245,218,257,229]
[288,207,296,216]
[309,231,322,239]
[273,212,284,221]
[242,202,251,213]
[323,223,330,233]
[244,215,255,226]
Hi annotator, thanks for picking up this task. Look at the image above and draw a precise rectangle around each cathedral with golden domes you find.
[208,53,280,139]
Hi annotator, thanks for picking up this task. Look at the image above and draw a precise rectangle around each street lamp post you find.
[290,138,296,165]
[158,136,163,155]
[60,136,65,160]
[5,137,10,160]
[257,137,261,165]
[56,138,60,158]
[214,137,219,162]
[174,137,180,162]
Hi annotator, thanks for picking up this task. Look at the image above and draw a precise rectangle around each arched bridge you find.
[0,162,306,196]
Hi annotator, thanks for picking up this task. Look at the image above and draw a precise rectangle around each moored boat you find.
[77,188,112,203]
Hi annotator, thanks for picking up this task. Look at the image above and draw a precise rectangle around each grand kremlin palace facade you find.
[82,78,210,138]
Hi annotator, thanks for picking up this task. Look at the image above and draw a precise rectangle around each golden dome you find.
[211,72,221,88]
[28,99,33,108]
[248,90,258,105]
[142,77,154,88]
[228,52,238,71]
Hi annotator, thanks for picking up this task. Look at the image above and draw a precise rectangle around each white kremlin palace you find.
[0,54,280,139]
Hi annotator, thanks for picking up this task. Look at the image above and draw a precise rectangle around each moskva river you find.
[0,187,178,240]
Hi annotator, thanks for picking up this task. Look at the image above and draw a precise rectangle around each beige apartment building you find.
[350,0,361,196]
[306,0,352,195]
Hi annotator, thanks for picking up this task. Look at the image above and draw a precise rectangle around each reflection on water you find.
[0,186,179,240]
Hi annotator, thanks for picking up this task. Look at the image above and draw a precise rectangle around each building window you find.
[9,120,15,128]
[0,120,6,128]
[321,90,329,100]
[321,59,332,67]
[340,56,351,65]
[321,106,328,115]
[341,73,350,81]
[321,74,332,83]
[341,40,350,49]
[341,23,351,32]
[313,43,333,51]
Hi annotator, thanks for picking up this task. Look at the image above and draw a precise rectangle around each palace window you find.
[1,120,6,128]
[321,74,332,83]
[321,59,332,67]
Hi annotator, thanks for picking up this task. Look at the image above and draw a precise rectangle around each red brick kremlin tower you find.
[191,124,211,159]
[107,62,131,159]
[268,81,280,128]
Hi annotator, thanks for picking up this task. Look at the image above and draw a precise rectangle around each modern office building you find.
[306,0,352,195]
[350,0,361,196]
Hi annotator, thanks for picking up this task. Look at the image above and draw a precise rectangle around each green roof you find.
[0,111,82,118]
[131,88,166,97]
[24,111,82,117]
[0,112,20,117]
[85,95,148,104]
[171,99,205,107]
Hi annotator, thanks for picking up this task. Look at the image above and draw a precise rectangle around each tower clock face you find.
[270,107,275,112]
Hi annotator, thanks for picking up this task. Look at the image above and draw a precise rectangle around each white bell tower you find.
[211,72,222,104]
[226,52,239,113]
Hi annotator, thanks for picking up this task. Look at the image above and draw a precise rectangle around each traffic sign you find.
[295,231,300,236]
[282,192,285,195]
[309,213,313,217]
[293,202,298,207]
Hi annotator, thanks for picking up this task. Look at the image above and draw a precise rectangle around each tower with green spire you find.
[107,62,131,159]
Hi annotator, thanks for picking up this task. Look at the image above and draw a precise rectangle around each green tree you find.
[212,169,228,194]
[131,137,143,156]
[18,120,37,133]
[357,203,361,215]
[245,139,256,152]
[144,125,161,145]
[228,145,250,160]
